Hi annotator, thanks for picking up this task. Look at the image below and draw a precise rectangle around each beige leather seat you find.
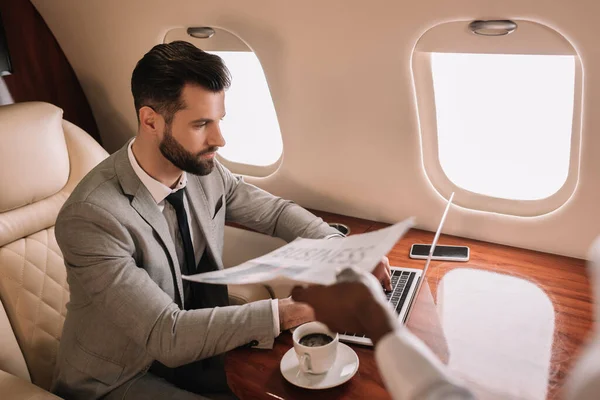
[0,102,273,399]
[0,102,109,399]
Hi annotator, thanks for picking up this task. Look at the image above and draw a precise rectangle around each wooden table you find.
[225,211,593,400]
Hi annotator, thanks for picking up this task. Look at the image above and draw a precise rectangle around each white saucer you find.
[280,343,359,389]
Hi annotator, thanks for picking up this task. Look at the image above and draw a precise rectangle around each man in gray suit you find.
[52,41,391,399]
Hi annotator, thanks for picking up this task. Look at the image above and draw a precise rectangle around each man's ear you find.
[139,106,161,135]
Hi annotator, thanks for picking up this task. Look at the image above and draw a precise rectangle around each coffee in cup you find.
[292,322,339,374]
[299,333,334,347]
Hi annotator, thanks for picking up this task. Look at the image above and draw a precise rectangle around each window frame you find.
[412,20,583,216]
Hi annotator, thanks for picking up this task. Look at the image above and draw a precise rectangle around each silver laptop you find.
[339,193,455,346]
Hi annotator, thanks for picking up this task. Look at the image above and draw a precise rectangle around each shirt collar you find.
[127,138,187,204]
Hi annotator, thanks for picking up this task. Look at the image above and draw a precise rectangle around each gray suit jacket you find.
[51,142,339,399]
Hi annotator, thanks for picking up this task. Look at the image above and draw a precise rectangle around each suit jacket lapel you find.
[114,144,186,306]
[185,175,224,270]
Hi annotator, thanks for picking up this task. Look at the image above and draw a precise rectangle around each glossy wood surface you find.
[225,211,594,400]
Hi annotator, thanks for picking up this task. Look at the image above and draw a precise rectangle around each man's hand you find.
[373,256,392,291]
[278,297,315,331]
[291,269,397,345]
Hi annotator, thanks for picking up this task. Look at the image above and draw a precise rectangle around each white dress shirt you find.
[375,329,474,400]
[127,140,280,336]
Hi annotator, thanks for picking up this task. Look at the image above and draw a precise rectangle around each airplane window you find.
[412,19,582,216]
[431,53,575,200]
[208,51,283,169]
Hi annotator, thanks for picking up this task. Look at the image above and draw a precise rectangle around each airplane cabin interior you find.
[0,0,599,399]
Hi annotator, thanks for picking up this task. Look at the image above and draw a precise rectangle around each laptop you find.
[339,193,455,346]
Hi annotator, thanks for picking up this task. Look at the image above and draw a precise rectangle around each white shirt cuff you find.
[375,330,472,400]
[271,299,280,337]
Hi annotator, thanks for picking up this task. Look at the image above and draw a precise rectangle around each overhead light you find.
[187,27,215,39]
[469,20,517,36]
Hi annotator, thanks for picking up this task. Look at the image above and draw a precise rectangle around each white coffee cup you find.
[292,322,339,374]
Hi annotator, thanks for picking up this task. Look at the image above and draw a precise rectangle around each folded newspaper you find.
[182,217,415,286]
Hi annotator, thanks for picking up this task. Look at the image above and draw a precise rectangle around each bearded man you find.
[52,41,391,400]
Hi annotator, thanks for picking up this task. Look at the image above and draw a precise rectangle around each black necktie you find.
[165,189,196,277]
[165,189,229,310]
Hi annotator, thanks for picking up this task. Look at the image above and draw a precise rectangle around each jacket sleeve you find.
[216,162,342,242]
[56,201,275,368]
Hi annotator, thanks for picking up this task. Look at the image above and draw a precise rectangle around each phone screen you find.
[411,244,469,258]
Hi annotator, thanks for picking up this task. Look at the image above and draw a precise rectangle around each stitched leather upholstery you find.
[0,102,109,394]
[0,228,69,390]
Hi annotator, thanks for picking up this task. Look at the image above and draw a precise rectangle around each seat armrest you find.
[0,300,30,381]
[0,370,61,399]
[228,284,272,305]
[267,282,296,299]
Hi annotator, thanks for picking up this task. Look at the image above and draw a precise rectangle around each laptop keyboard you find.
[387,270,417,313]
[341,270,416,339]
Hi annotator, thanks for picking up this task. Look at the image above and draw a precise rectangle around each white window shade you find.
[431,53,576,201]
[209,51,283,168]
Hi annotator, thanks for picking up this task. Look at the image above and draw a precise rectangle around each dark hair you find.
[131,41,231,124]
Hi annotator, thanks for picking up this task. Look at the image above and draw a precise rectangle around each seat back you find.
[0,102,108,390]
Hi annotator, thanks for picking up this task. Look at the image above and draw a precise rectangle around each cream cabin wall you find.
[31,0,600,258]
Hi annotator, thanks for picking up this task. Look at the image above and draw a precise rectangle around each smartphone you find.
[409,244,470,262]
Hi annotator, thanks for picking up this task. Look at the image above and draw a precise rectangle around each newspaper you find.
[182,217,415,286]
